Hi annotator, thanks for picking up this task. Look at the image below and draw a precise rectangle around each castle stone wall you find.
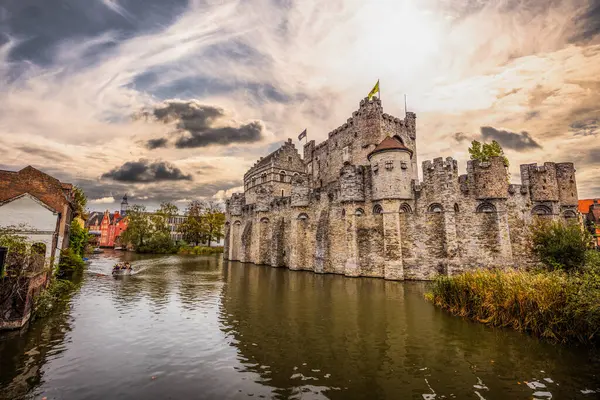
[225,97,580,280]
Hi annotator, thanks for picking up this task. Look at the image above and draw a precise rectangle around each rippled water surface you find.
[1,251,599,399]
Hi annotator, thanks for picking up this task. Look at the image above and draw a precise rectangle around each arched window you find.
[252,178,256,187]
[297,213,309,221]
[428,203,443,213]
[342,209,346,217]
[261,173,267,183]
[260,217,270,224]
[532,205,552,216]
[234,220,242,226]
[563,210,577,219]
[454,203,460,213]
[476,202,497,213]
[355,208,365,216]
[279,171,286,182]
[399,203,412,213]
[373,204,383,214]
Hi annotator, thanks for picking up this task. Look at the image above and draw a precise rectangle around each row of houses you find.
[85,196,195,248]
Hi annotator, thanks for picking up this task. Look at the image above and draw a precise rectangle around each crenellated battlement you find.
[228,193,245,216]
[224,95,580,281]
[468,157,509,200]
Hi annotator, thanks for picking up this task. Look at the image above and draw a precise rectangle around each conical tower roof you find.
[367,136,412,160]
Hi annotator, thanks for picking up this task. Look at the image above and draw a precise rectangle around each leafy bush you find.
[426,264,600,344]
[33,278,77,319]
[57,248,85,277]
[69,220,89,258]
[531,219,591,272]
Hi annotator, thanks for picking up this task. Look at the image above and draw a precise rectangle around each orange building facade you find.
[579,199,600,248]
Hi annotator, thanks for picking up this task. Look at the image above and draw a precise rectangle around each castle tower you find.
[468,157,509,199]
[120,194,128,216]
[368,136,414,201]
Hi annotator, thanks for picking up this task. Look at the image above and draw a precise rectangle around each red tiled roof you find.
[578,199,598,213]
[367,136,412,160]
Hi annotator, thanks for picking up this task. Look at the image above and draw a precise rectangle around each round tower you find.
[368,136,414,201]
[120,194,129,216]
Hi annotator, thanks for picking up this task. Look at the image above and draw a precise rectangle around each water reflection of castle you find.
[218,262,589,399]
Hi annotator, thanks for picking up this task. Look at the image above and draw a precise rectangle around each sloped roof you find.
[578,199,598,213]
[0,192,59,213]
[367,136,413,160]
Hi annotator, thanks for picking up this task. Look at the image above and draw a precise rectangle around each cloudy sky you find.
[1,0,599,211]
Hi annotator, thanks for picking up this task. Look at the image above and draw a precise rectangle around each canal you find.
[0,252,598,399]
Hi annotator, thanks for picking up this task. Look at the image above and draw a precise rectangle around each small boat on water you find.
[112,262,133,276]
[93,247,103,254]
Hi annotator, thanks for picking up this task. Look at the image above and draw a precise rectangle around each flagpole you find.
[404,94,407,117]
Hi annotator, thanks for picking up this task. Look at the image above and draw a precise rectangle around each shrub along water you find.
[426,219,600,344]
[425,266,600,343]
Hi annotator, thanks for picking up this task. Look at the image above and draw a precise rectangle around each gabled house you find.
[0,166,75,266]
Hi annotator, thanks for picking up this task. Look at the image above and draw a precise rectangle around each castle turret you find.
[368,136,413,200]
[255,185,273,212]
[468,156,509,199]
[520,162,559,202]
[556,163,578,206]
[120,194,128,216]
[227,193,245,216]
[339,164,365,202]
[291,174,311,206]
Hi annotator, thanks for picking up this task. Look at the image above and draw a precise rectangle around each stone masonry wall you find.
[224,97,580,280]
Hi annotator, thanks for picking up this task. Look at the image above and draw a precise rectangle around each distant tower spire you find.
[121,194,129,216]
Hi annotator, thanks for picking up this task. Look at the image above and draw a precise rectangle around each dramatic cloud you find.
[480,126,543,151]
[141,100,266,148]
[570,118,599,136]
[101,160,192,183]
[1,0,600,205]
[146,138,169,150]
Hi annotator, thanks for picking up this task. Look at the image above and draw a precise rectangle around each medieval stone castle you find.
[224,97,579,280]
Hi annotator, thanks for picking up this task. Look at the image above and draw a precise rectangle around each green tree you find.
[202,201,226,247]
[120,204,151,249]
[468,140,509,167]
[145,202,179,252]
[180,200,205,246]
[72,186,88,218]
[68,219,89,258]
[531,219,592,272]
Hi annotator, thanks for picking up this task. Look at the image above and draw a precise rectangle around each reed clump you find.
[426,264,600,344]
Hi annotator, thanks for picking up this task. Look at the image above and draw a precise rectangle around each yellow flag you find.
[368,80,379,100]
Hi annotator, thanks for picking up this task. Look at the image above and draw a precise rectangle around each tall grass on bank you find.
[425,266,600,344]
[178,246,224,255]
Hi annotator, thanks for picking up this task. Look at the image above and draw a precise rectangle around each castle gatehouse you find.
[224,97,579,280]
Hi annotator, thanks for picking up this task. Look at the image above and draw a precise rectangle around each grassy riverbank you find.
[425,260,600,344]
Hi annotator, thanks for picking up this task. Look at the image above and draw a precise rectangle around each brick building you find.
[0,166,75,264]
[224,96,579,280]
[0,166,75,330]
[86,195,129,248]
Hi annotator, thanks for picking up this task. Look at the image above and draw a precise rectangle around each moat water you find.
[0,252,599,400]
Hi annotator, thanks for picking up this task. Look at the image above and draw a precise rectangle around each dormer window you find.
[385,161,393,170]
